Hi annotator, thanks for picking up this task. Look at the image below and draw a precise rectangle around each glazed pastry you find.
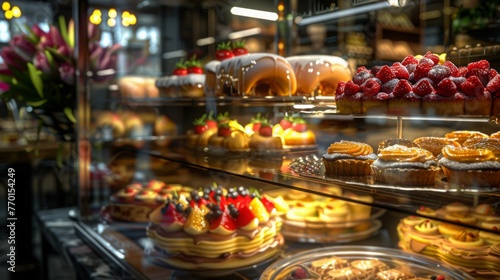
[322,140,377,177]
[439,145,500,189]
[413,137,459,157]
[372,144,440,186]
[444,130,488,145]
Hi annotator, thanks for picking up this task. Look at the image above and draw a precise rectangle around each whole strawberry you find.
[216,42,234,61]
[232,40,248,56]
[218,123,232,137]
[186,58,203,74]
[291,117,307,133]
[192,114,208,134]
[173,60,188,75]
[259,121,273,137]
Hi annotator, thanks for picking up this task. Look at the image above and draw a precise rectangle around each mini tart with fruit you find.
[186,112,218,148]
[207,121,250,152]
[281,117,316,147]
[249,117,283,151]
[146,184,287,270]
[322,140,377,177]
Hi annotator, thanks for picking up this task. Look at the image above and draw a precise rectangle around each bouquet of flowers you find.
[0,17,120,141]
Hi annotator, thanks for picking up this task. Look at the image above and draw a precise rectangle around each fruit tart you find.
[146,184,287,270]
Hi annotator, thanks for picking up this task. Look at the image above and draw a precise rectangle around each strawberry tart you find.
[279,116,316,147]
[156,57,205,97]
[336,52,499,116]
[248,115,283,151]
[146,184,287,270]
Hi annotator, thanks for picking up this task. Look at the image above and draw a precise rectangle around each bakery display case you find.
[74,0,500,279]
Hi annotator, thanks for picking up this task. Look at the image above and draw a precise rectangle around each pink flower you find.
[58,62,75,85]
[0,81,10,92]
[31,25,47,38]
[0,46,27,70]
[9,35,37,61]
[34,52,52,74]
[57,44,72,58]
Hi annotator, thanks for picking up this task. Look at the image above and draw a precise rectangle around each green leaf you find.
[64,107,76,123]
[58,16,70,47]
[27,63,43,98]
[26,99,48,107]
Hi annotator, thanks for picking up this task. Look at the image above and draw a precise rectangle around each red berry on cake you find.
[172,60,188,76]
[192,115,208,134]
[291,118,307,133]
[457,66,468,77]
[186,57,203,74]
[217,123,232,137]
[423,51,440,65]
[390,62,410,79]
[401,55,419,66]
[205,111,218,128]
[487,74,500,94]
[392,79,412,97]
[381,78,398,93]
[344,80,360,95]
[352,71,373,85]
[279,115,293,130]
[428,65,451,84]
[236,203,258,228]
[375,65,395,83]
[435,78,457,97]
[232,40,248,56]
[413,78,435,96]
[361,78,381,96]
[159,202,188,231]
[461,76,485,96]
[443,61,459,77]
[259,123,273,137]
[414,61,433,81]
[215,41,234,61]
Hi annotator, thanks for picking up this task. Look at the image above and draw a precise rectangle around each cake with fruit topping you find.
[322,140,377,177]
[280,117,316,147]
[146,184,287,270]
[109,180,192,222]
[156,57,206,97]
[248,115,283,151]
[372,144,440,186]
[336,52,499,116]
[186,112,218,148]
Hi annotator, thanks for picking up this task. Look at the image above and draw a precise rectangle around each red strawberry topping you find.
[259,123,273,137]
[401,55,419,66]
[336,81,346,97]
[461,76,485,96]
[236,204,257,228]
[218,124,231,137]
[414,62,433,81]
[279,116,293,130]
[232,40,248,56]
[216,42,234,61]
[486,74,500,94]
[291,118,307,132]
[435,78,457,97]
[173,60,188,76]
[392,79,412,97]
[443,61,459,77]
[352,71,373,85]
[390,62,410,79]
[423,51,440,65]
[428,65,451,84]
[413,78,435,96]
[375,65,395,83]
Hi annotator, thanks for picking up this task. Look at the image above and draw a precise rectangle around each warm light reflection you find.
[4,10,12,19]
[11,5,20,17]
[1,2,9,11]
[230,7,278,21]
[108,8,117,18]
[107,18,116,27]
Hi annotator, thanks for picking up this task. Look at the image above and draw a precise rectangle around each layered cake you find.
[398,202,500,278]
[109,180,192,222]
[286,55,352,96]
[322,140,377,177]
[336,53,498,116]
[372,144,440,186]
[146,184,287,270]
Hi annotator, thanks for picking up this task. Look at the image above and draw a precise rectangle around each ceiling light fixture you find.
[196,36,215,46]
[230,7,278,21]
[228,27,261,40]
[295,1,389,26]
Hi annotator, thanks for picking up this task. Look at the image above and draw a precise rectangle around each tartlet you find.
[322,140,377,177]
